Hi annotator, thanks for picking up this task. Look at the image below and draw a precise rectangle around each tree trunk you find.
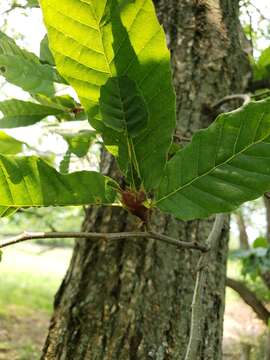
[235,211,250,250]
[264,195,270,244]
[240,343,251,360]
[261,196,270,289]
[41,1,250,359]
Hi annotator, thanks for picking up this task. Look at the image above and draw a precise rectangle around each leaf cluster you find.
[231,237,270,281]
[1,0,270,223]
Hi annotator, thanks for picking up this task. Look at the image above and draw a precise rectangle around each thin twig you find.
[0,4,27,16]
[173,134,191,142]
[212,94,251,110]
[247,1,270,22]
[0,230,209,252]
[184,214,226,360]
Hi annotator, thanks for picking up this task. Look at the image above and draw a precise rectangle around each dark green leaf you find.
[0,99,65,128]
[100,76,148,137]
[35,94,87,121]
[156,98,270,220]
[60,150,71,174]
[40,34,55,66]
[0,206,18,217]
[59,130,97,157]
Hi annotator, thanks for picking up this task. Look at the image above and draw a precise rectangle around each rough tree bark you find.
[41,1,250,359]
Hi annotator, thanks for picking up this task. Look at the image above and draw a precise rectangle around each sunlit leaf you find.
[0,155,117,207]
[0,206,18,218]
[40,0,176,190]
[60,150,71,174]
[253,237,268,249]
[0,131,23,154]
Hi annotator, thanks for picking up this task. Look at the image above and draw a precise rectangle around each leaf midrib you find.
[88,1,112,77]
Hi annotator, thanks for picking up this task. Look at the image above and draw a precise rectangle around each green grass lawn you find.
[0,244,72,314]
[0,244,72,359]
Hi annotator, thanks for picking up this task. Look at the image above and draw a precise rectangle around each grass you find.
[0,244,72,359]
[16,343,40,360]
[0,244,72,314]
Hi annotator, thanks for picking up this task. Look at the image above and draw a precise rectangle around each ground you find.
[0,244,267,360]
[0,244,70,360]
[0,305,47,360]
[223,295,266,359]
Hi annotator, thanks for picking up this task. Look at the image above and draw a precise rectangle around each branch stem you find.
[184,214,226,360]
[226,277,270,326]
[0,230,209,252]
[212,94,251,110]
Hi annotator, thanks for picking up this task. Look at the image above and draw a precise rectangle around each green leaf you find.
[0,31,36,60]
[100,76,148,137]
[35,94,75,110]
[253,237,268,249]
[59,130,97,157]
[168,142,183,160]
[35,94,87,121]
[238,246,270,280]
[0,31,62,96]
[60,150,71,174]
[253,47,270,81]
[40,0,176,190]
[0,131,23,154]
[0,206,18,217]
[27,0,39,7]
[40,35,55,66]
[100,75,148,188]
[0,155,117,207]
[0,99,65,128]
[156,98,270,220]
[0,133,25,217]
